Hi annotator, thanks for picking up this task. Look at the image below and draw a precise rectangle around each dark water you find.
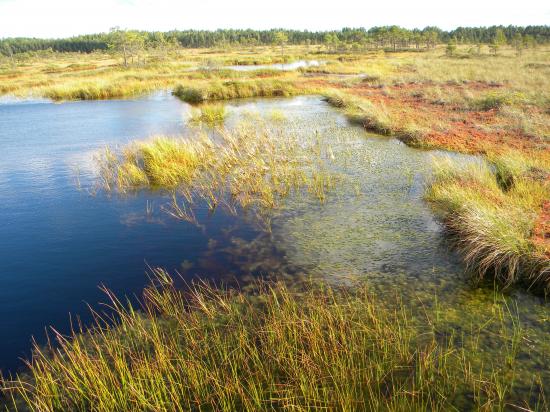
[0,93,263,372]
[0,94,549,393]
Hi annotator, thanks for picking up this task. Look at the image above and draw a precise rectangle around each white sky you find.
[0,0,548,38]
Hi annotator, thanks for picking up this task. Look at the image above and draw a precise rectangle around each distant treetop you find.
[1,25,549,55]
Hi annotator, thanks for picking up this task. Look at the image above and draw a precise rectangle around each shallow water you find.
[0,94,549,394]
[223,59,323,71]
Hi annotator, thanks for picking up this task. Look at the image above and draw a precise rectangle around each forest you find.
[1,25,549,55]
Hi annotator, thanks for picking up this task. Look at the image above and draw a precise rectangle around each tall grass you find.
[426,154,549,291]
[2,270,545,411]
[40,80,163,101]
[96,123,344,226]
[189,103,227,126]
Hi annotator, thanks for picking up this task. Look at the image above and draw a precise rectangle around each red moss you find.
[346,82,545,155]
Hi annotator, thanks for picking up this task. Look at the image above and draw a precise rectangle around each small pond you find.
[223,59,323,71]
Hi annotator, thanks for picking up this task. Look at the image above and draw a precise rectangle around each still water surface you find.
[0,94,548,388]
[223,59,323,71]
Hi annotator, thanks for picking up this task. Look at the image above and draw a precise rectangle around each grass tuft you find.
[426,155,549,291]
[189,103,227,125]
[2,270,545,411]
[95,123,346,226]
[173,79,300,103]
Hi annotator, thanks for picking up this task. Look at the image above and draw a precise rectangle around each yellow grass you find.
[2,270,545,411]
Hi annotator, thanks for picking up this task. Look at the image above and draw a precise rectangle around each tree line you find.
[1,25,549,56]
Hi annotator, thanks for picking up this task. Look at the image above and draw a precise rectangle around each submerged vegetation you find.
[2,270,547,411]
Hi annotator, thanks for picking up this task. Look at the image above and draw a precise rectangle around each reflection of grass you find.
[426,154,549,292]
[3,270,546,411]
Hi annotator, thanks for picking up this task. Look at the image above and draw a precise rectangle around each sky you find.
[0,0,548,38]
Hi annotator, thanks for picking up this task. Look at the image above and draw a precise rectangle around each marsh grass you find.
[173,79,301,103]
[1,270,545,411]
[313,91,549,292]
[426,155,549,291]
[0,50,305,101]
[189,103,227,125]
[324,91,420,143]
[95,122,345,228]
[40,80,163,101]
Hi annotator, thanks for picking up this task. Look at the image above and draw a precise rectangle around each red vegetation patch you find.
[344,81,544,154]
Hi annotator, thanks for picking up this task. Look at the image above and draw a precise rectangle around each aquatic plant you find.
[189,103,227,125]
[2,270,545,411]
[95,122,346,227]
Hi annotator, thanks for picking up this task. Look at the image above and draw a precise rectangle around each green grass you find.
[173,79,301,103]
[95,124,345,226]
[2,270,546,411]
[426,154,549,292]
[189,103,228,126]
